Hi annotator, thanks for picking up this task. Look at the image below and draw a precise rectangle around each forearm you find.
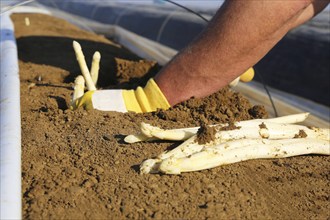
[155,0,326,106]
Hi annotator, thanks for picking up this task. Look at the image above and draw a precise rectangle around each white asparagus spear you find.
[265,112,309,124]
[126,113,311,143]
[90,51,101,86]
[125,122,200,144]
[229,77,240,87]
[124,133,157,143]
[158,135,203,160]
[25,17,30,26]
[140,122,198,140]
[157,123,329,160]
[213,123,329,141]
[140,158,162,174]
[139,135,203,174]
[124,134,150,143]
[124,124,197,144]
[72,41,97,91]
[158,138,330,174]
[71,75,85,104]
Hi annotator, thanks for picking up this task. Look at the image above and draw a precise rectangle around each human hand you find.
[70,41,170,113]
[70,78,170,113]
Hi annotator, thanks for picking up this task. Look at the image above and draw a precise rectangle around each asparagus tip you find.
[73,40,81,50]
[93,51,101,59]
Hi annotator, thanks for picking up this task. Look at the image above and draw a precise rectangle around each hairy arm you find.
[155,0,329,106]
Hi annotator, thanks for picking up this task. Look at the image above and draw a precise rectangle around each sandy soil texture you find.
[13,13,329,219]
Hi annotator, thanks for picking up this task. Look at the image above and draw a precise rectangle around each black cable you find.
[255,69,278,117]
[162,0,209,23]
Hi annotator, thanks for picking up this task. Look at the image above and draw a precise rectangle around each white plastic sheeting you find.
[37,0,211,50]
[0,5,51,219]
[36,2,178,66]
[0,12,22,220]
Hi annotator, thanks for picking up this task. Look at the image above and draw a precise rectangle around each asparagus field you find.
[15,13,330,219]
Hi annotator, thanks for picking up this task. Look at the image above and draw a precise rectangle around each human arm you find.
[155,0,329,106]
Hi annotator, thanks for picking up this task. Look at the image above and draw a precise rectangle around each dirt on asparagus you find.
[14,13,330,220]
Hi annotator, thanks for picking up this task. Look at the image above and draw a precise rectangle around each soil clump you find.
[196,123,217,145]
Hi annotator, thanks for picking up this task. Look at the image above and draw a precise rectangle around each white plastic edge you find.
[0,5,50,219]
[3,5,52,15]
[0,12,21,220]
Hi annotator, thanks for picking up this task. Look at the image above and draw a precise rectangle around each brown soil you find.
[14,13,329,219]
[196,123,217,145]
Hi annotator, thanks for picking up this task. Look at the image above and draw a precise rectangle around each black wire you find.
[162,0,209,23]
[255,69,278,117]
